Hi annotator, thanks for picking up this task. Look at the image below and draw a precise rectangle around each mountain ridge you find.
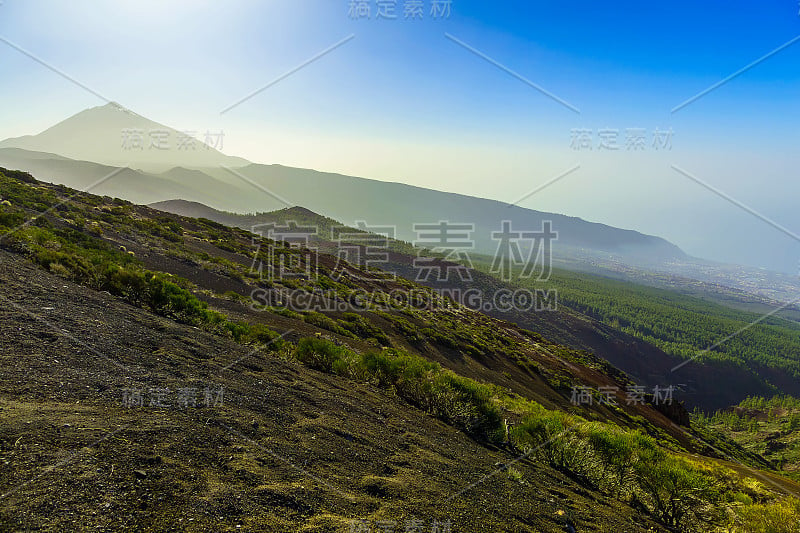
[0,103,686,265]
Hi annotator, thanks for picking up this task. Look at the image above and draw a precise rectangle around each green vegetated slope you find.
[554,270,800,371]
[471,256,800,401]
[695,395,800,482]
[148,199,420,257]
[1,168,800,531]
[155,198,800,410]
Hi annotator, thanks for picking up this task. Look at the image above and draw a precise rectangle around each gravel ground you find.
[0,250,666,532]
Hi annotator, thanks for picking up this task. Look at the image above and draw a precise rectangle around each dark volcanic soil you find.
[0,251,667,531]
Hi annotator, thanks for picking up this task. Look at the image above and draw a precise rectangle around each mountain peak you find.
[84,101,144,119]
[103,101,130,112]
[0,104,250,172]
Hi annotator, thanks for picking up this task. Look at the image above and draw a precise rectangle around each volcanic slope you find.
[1,168,799,531]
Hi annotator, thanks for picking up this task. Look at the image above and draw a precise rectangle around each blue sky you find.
[0,0,799,272]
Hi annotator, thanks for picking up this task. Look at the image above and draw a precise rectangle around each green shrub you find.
[733,498,800,532]
[245,323,284,349]
[633,455,719,528]
[0,209,25,229]
[0,168,37,184]
[427,373,504,441]
[585,425,642,495]
[291,339,503,442]
[295,337,350,373]
[339,313,391,345]
[267,306,303,320]
[507,467,523,482]
[48,262,71,278]
[302,312,354,337]
[512,412,593,477]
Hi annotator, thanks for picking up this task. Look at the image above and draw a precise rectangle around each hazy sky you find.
[0,1,799,272]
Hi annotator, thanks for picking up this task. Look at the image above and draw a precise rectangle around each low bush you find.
[295,337,351,373]
[302,312,354,338]
[288,337,795,530]
[732,498,800,532]
[339,313,391,345]
[292,338,504,442]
